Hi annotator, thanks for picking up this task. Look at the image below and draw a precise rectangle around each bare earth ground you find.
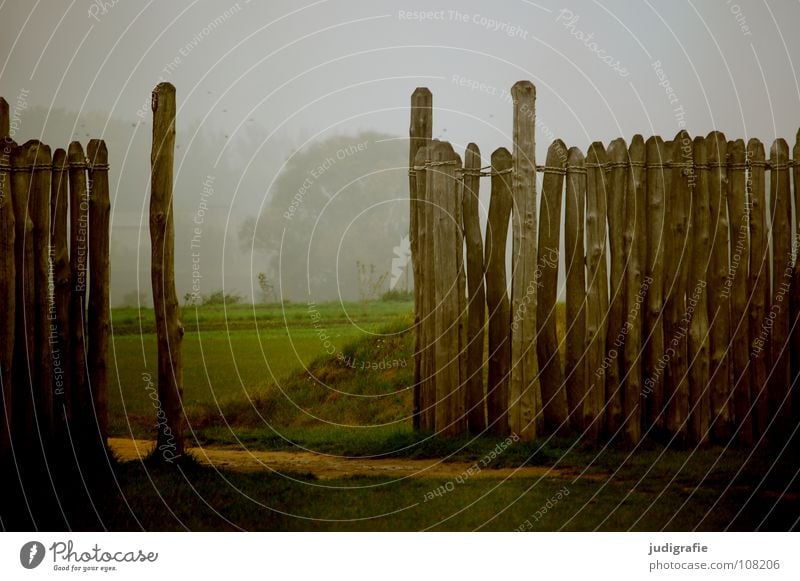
[109,438,598,481]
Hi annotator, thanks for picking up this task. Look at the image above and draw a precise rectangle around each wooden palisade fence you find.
[0,98,110,466]
[409,81,800,446]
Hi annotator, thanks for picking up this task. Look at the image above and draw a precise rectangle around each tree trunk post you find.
[485,147,512,436]
[726,139,752,445]
[537,139,568,434]
[769,138,792,440]
[87,140,110,448]
[0,98,8,138]
[622,135,646,445]
[565,146,587,432]
[688,137,711,445]
[68,142,90,444]
[463,143,486,433]
[509,80,540,441]
[0,137,15,457]
[150,82,185,461]
[409,88,432,431]
[584,142,609,441]
[746,138,769,438]
[51,149,71,434]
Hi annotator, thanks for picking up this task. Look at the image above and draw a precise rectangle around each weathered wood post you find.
[605,138,627,436]
[462,143,486,433]
[622,135,646,444]
[769,138,792,439]
[565,147,587,431]
[727,139,752,445]
[414,145,436,431]
[688,136,711,445]
[707,132,732,441]
[584,142,609,440]
[409,88,432,431]
[485,147,513,436]
[87,140,110,446]
[0,98,8,137]
[644,136,667,432]
[509,80,540,440]
[747,138,769,437]
[68,142,90,440]
[792,131,800,424]
[537,139,568,433]
[664,131,691,441]
[29,142,55,443]
[431,141,464,436]
[150,83,185,460]
[51,149,71,429]
[0,137,15,457]
[11,143,37,445]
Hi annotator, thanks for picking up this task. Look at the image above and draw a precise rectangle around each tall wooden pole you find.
[409,88,432,431]
[0,137,15,457]
[537,139,568,433]
[688,136,711,445]
[0,98,8,138]
[463,143,486,433]
[623,135,646,445]
[87,140,110,447]
[51,149,71,432]
[68,142,90,443]
[769,138,792,439]
[727,139,752,445]
[414,145,436,431]
[509,80,540,441]
[792,130,800,426]
[747,139,769,437]
[584,141,609,441]
[707,132,731,441]
[644,136,667,432]
[564,146,587,432]
[150,83,185,461]
[605,138,627,436]
[485,147,512,436]
[29,142,54,443]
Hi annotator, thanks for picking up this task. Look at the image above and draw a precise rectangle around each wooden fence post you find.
[414,145,436,431]
[746,138,769,438]
[150,82,185,460]
[51,149,71,430]
[769,138,792,439]
[688,136,711,445]
[565,146,587,432]
[87,140,110,447]
[792,130,800,424]
[707,132,732,441]
[431,141,464,436]
[0,137,15,457]
[485,147,512,436]
[727,139,752,445]
[463,143,486,433]
[509,80,540,441]
[622,135,646,445]
[644,136,667,433]
[605,138,627,436]
[537,139,568,433]
[11,142,37,446]
[409,88,432,431]
[0,98,8,138]
[584,142,609,440]
[664,131,691,441]
[68,142,90,442]
[29,142,54,443]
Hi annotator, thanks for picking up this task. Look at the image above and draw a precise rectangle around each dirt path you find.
[109,438,590,481]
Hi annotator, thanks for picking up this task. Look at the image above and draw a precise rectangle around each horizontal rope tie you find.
[86,163,110,171]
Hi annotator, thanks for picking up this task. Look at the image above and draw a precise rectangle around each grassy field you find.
[108,300,414,438]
